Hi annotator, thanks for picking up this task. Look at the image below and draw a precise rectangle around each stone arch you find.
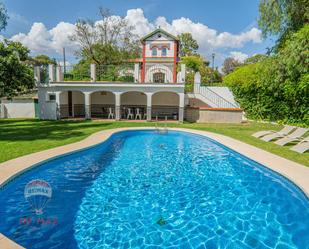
[151,91,180,120]
[145,65,173,83]
[120,91,147,119]
[90,91,115,118]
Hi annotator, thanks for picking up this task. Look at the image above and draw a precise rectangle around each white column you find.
[55,92,60,120]
[84,92,91,119]
[194,72,201,93]
[56,66,63,82]
[178,92,185,123]
[134,63,139,83]
[115,93,121,120]
[181,64,186,83]
[48,64,55,82]
[146,93,153,121]
[34,66,41,84]
[91,64,96,82]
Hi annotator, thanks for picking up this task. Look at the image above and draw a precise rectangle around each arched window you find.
[152,48,157,56]
[162,47,167,56]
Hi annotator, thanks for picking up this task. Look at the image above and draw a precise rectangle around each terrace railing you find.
[34,65,50,84]
[96,64,135,82]
[39,63,186,84]
[62,65,91,81]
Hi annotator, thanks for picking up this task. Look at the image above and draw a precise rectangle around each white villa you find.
[36,28,242,123]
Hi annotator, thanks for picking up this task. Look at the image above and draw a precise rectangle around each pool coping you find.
[0,127,309,248]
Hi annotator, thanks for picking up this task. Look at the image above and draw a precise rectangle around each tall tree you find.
[70,7,140,64]
[244,54,268,65]
[222,57,242,75]
[258,0,309,43]
[177,33,199,57]
[0,40,34,98]
[0,2,8,32]
[31,54,56,66]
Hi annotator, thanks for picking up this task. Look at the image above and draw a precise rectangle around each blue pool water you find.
[0,130,308,249]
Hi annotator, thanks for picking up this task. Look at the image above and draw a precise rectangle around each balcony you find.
[34,63,186,85]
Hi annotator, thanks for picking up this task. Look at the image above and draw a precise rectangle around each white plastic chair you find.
[127,108,134,119]
[135,108,142,120]
[107,108,114,119]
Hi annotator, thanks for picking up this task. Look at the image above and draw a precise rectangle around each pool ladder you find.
[155,116,168,134]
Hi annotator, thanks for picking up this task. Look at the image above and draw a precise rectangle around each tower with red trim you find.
[140,28,179,83]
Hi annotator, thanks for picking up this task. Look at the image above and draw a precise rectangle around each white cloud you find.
[9,8,262,62]
[11,22,77,58]
[229,51,249,62]
[125,9,262,53]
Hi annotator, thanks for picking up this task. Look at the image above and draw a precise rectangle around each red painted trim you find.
[150,44,170,50]
[141,42,146,83]
[145,56,174,58]
[173,41,177,83]
[187,107,243,111]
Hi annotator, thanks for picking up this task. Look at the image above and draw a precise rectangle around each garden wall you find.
[185,107,243,123]
[0,99,36,118]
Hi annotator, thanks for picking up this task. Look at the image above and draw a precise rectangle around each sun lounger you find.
[290,136,309,153]
[274,129,308,146]
[252,125,295,138]
[261,127,308,142]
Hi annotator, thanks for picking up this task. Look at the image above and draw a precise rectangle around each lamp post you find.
[211,53,215,84]
[63,47,66,74]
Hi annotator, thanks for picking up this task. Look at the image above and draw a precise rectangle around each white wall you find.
[38,87,57,120]
[91,91,115,104]
[121,92,147,105]
[188,98,210,108]
[60,92,68,105]
[145,33,175,57]
[72,91,84,105]
[0,99,35,118]
[59,91,85,106]
[152,92,179,106]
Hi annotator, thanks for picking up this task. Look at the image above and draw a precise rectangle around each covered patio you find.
[39,82,185,122]
[90,91,115,118]
[58,91,85,119]
[120,91,147,120]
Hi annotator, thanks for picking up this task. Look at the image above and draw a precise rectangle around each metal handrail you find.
[197,85,238,108]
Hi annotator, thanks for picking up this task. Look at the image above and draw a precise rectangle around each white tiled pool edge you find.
[1,127,308,248]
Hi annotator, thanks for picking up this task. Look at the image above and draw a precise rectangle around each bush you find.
[224,25,309,125]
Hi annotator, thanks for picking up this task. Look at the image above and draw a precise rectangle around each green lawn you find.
[0,119,308,166]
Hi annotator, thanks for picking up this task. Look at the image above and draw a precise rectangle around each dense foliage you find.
[0,40,35,98]
[177,33,199,57]
[258,0,309,45]
[224,25,309,125]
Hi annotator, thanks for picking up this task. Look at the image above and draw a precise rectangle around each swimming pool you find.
[0,130,308,248]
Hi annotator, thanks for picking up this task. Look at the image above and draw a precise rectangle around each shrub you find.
[224,25,309,125]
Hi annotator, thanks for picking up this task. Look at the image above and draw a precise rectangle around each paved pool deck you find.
[0,127,308,248]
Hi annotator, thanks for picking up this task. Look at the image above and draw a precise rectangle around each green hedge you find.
[224,25,309,125]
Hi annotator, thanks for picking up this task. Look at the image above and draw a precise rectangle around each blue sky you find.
[1,0,274,66]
